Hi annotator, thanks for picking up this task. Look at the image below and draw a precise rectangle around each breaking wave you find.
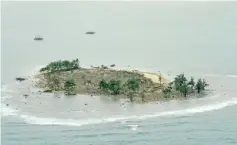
[2,65,237,127]
[19,97,237,127]
[1,85,13,92]
[1,105,19,116]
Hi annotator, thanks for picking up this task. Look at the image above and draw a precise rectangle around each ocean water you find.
[1,2,237,145]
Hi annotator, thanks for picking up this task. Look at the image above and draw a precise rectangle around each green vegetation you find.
[195,79,209,93]
[163,74,209,98]
[126,78,140,91]
[64,79,76,95]
[99,79,108,90]
[107,80,121,95]
[188,77,195,92]
[40,59,80,73]
[36,59,211,103]
[125,78,140,102]
[162,82,173,98]
[99,78,140,101]
[99,79,121,95]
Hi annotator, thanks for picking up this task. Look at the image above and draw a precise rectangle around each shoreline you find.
[32,59,210,104]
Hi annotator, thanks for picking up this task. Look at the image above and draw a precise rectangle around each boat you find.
[86,31,95,35]
[34,36,43,41]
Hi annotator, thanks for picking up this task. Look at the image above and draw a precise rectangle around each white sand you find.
[110,67,170,85]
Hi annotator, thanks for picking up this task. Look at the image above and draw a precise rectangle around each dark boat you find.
[34,36,43,41]
[15,77,27,82]
[110,64,116,67]
[86,31,95,35]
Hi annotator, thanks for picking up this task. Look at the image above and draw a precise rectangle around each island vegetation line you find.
[30,58,209,103]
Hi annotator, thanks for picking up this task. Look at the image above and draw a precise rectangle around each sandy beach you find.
[109,67,170,84]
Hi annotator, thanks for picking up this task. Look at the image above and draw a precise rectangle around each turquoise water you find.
[1,2,237,145]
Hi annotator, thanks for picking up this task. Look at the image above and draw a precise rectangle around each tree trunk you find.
[197,89,200,93]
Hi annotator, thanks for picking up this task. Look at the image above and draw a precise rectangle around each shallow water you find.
[1,1,237,145]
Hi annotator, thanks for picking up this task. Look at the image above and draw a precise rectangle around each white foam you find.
[1,105,19,116]
[128,124,138,131]
[19,115,131,126]
[19,97,237,127]
[1,85,13,92]
[226,75,237,78]
[204,73,237,79]
[138,97,237,119]
[1,95,12,101]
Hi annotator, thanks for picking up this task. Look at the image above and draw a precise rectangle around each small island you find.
[35,59,209,103]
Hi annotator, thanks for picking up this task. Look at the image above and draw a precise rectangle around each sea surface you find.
[1,2,237,145]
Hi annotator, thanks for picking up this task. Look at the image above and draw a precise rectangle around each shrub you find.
[99,80,108,90]
[126,78,140,91]
[195,79,209,93]
[64,79,76,95]
[40,59,80,73]
[162,82,172,98]
[99,79,121,95]
[108,79,121,95]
